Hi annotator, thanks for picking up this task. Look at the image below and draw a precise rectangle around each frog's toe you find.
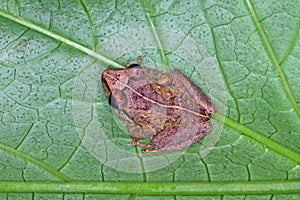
[142,148,158,153]
[137,56,142,64]
[124,61,130,67]
[131,139,138,146]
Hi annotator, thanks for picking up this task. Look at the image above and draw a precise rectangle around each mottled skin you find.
[102,57,216,153]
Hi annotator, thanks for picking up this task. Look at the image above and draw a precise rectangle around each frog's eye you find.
[108,94,119,109]
[128,64,141,69]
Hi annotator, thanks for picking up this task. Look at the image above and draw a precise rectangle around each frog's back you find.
[125,83,181,138]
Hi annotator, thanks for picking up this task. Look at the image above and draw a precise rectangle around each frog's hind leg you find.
[132,139,159,153]
[131,138,157,153]
[132,138,152,148]
[141,148,158,153]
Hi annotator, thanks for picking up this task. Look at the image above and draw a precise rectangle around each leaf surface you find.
[0,0,299,199]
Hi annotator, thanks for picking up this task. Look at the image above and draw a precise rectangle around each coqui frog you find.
[102,57,216,153]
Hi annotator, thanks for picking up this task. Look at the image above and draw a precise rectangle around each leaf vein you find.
[245,0,300,118]
[0,142,73,181]
[0,10,124,69]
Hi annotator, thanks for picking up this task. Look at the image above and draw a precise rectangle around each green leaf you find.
[0,0,300,199]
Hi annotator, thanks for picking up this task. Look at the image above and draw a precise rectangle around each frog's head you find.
[102,65,145,94]
[102,69,127,97]
[101,65,145,109]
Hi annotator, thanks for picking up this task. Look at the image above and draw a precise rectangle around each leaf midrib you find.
[1,180,300,195]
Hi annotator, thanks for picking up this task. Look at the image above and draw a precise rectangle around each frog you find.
[101,56,216,153]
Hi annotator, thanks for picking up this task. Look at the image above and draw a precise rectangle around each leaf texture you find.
[0,0,299,199]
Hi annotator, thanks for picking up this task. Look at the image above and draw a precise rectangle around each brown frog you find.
[102,57,216,153]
